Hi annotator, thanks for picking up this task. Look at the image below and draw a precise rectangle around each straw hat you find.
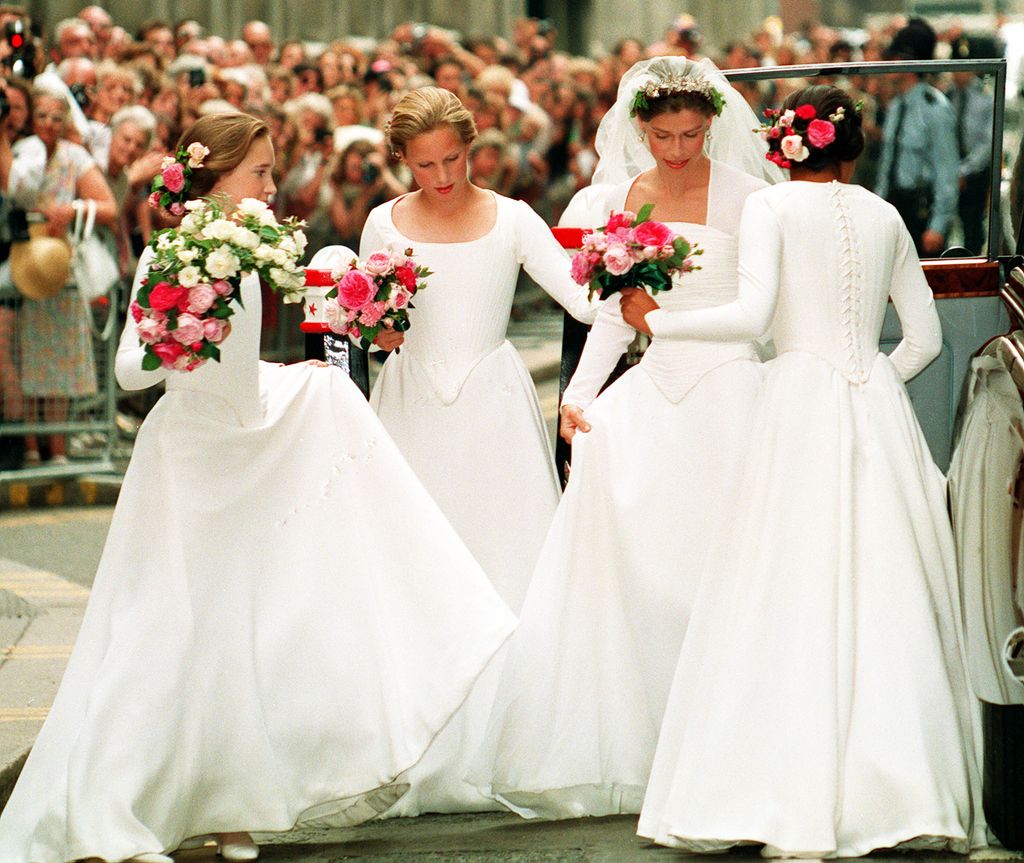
[10,234,71,300]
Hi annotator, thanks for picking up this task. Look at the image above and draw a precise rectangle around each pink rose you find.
[795,103,816,120]
[171,313,205,345]
[604,210,635,234]
[147,191,162,209]
[570,252,594,285]
[349,324,362,341]
[364,251,395,276]
[147,281,190,312]
[162,162,185,194]
[130,300,144,323]
[806,118,836,149]
[212,279,233,296]
[633,220,673,248]
[202,318,229,342]
[393,290,410,309]
[153,341,185,366]
[187,284,218,314]
[136,317,167,344]
[603,243,633,277]
[337,269,375,310]
[768,126,781,139]
[169,202,185,216]
[359,301,387,326]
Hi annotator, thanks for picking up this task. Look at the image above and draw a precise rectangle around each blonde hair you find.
[176,112,269,199]
[386,86,476,156]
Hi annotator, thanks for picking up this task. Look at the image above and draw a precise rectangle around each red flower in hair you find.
[795,104,817,120]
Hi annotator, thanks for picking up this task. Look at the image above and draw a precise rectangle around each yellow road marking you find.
[1,645,72,659]
[0,707,50,722]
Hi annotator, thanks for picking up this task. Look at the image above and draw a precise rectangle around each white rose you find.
[205,247,241,280]
[780,134,809,162]
[258,209,277,227]
[230,226,260,249]
[179,214,199,234]
[236,197,268,217]
[205,219,237,241]
[184,199,206,211]
[156,234,173,250]
[292,229,307,255]
[253,244,275,262]
[271,248,291,267]
[178,265,202,287]
[278,236,297,256]
[176,248,199,263]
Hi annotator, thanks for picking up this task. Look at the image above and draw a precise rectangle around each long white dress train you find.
[637,181,985,857]
[0,252,516,863]
[359,191,597,816]
[470,162,768,820]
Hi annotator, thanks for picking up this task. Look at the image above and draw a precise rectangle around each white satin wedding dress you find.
[0,251,516,863]
[638,180,985,857]
[471,160,768,820]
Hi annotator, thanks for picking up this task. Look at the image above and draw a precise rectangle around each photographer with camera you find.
[328,137,405,251]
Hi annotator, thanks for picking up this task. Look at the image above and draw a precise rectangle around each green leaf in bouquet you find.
[198,341,220,360]
[210,303,233,319]
[142,350,162,371]
[152,175,165,190]
[644,268,673,295]
[634,202,655,224]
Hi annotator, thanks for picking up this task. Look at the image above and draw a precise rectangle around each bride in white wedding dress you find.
[471,57,783,820]
[0,113,515,863]
[635,84,985,857]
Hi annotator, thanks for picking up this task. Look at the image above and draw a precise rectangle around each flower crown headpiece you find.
[757,102,860,169]
[149,141,210,216]
[629,74,725,118]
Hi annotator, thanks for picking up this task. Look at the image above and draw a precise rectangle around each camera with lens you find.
[313,126,333,147]
[2,19,37,80]
[361,158,380,184]
[187,67,206,88]
[69,83,90,111]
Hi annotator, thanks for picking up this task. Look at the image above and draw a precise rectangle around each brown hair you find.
[634,90,717,122]
[386,86,476,156]
[176,112,269,199]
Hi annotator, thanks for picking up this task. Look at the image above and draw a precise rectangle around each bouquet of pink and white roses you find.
[324,248,431,349]
[570,204,701,301]
[132,197,307,372]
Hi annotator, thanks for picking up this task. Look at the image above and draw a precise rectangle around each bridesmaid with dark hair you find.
[634,84,984,857]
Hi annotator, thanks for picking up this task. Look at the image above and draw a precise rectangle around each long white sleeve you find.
[561,295,636,410]
[514,200,601,325]
[886,223,942,382]
[115,248,169,391]
[644,194,781,342]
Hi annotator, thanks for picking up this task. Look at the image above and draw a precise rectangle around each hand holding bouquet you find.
[570,204,701,301]
[132,197,307,372]
[324,248,431,350]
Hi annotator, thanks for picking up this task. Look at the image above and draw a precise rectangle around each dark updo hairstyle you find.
[634,88,718,122]
[176,112,270,200]
[780,84,863,171]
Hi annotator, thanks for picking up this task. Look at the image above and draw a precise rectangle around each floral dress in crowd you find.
[9,136,98,397]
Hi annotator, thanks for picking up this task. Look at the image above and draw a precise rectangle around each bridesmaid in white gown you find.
[635,85,985,857]
[471,57,782,820]
[359,88,597,817]
[362,87,598,610]
[0,113,515,863]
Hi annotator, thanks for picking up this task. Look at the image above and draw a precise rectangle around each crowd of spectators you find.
[0,4,1008,467]
[0,6,1005,269]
